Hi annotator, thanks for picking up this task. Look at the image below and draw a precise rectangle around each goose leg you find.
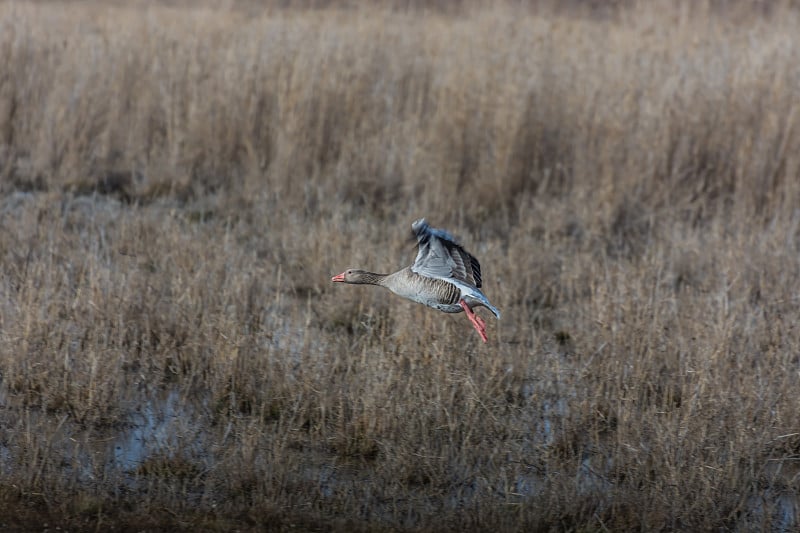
[459,299,488,343]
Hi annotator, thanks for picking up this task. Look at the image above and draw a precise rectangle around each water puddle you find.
[0,381,797,531]
[740,489,799,532]
[111,388,194,473]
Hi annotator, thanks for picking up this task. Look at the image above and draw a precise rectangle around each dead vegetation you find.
[1,0,800,530]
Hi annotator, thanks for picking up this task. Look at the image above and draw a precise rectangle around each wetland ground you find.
[1,0,800,530]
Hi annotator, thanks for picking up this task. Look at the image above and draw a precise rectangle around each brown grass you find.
[1,0,800,530]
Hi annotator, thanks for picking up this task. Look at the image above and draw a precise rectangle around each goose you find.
[331,218,500,342]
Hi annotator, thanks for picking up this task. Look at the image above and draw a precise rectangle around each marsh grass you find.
[1,0,800,530]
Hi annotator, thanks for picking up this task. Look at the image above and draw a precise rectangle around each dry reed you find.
[1,0,800,530]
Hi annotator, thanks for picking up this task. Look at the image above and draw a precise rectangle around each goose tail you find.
[454,280,500,320]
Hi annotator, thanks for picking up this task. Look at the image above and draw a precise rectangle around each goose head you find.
[331,269,381,284]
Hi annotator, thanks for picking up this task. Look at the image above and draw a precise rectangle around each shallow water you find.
[0,381,797,531]
[110,388,193,473]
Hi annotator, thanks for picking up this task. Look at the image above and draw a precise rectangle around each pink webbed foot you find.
[459,300,488,343]
[470,317,488,343]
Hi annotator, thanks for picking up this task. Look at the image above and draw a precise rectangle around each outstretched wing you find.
[410,218,482,288]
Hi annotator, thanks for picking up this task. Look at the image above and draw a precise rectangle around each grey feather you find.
[411,218,482,288]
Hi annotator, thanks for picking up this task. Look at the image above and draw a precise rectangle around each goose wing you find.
[410,218,482,287]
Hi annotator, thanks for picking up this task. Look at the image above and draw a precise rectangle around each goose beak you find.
[331,272,346,282]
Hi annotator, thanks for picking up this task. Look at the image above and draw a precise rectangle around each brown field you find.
[2,0,800,530]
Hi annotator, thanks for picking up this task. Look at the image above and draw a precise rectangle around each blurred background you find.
[1,1,799,530]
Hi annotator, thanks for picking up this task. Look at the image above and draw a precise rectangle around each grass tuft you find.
[1,0,800,530]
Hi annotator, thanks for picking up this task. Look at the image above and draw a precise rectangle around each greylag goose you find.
[331,218,500,342]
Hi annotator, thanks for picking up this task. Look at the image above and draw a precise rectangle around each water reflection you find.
[111,388,188,472]
[0,383,797,531]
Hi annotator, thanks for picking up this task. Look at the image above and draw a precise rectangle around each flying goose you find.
[331,218,500,342]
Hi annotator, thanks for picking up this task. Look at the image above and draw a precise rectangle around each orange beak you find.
[331,272,346,282]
